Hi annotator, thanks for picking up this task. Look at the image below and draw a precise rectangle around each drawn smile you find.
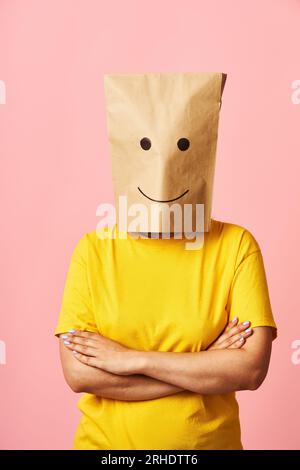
[137,187,189,203]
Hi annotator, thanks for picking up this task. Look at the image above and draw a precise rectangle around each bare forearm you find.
[60,322,272,397]
[63,353,184,401]
[134,349,263,394]
[80,368,184,401]
[60,339,184,400]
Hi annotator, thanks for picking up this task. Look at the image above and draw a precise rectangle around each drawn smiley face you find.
[137,137,190,203]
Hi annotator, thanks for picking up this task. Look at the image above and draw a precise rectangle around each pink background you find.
[0,0,299,449]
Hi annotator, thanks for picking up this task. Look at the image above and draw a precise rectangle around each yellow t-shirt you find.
[55,219,277,450]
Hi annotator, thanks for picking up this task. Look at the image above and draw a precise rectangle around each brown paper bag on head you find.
[103,72,226,235]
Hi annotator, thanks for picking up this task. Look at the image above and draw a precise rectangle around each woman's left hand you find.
[60,330,141,375]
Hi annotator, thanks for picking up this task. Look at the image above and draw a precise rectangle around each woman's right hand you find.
[207,317,253,350]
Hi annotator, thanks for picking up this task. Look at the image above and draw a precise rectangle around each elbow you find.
[69,380,84,393]
[247,367,268,391]
[67,377,84,393]
[64,371,87,394]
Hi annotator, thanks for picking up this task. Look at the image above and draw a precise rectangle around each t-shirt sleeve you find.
[54,234,98,336]
[226,229,278,340]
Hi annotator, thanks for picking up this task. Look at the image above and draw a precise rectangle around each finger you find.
[212,317,239,346]
[224,317,238,332]
[63,341,97,357]
[220,327,253,348]
[72,351,100,367]
[64,335,98,349]
[228,337,246,349]
[67,330,100,340]
[213,319,247,346]
[221,321,251,342]
[60,331,99,346]
[229,327,253,345]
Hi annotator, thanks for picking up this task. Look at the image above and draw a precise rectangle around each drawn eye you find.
[177,138,190,151]
[140,137,151,150]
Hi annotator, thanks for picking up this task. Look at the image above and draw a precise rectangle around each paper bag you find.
[103,72,226,234]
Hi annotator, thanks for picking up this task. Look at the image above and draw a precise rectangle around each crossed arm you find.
[60,343,183,400]
[58,318,275,401]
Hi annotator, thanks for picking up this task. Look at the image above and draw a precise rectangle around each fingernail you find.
[245,328,252,333]
[72,350,78,355]
[64,340,71,345]
[232,317,238,323]
[242,321,250,326]
[68,329,76,334]
[60,334,68,339]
